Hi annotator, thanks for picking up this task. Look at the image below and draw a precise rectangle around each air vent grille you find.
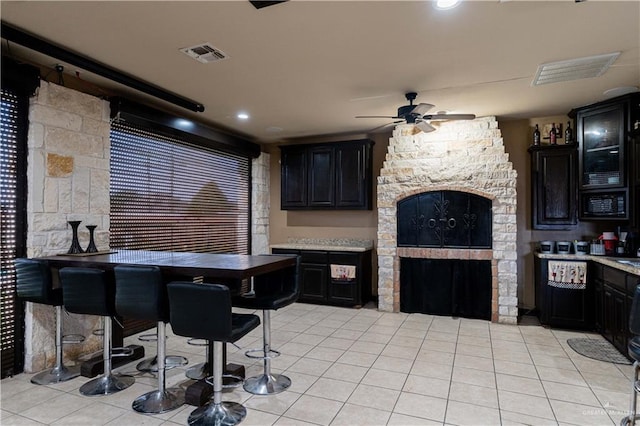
[532,52,620,86]
[180,43,228,64]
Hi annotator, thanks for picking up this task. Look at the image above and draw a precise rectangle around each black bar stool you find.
[15,258,83,385]
[232,256,300,395]
[622,284,640,426]
[59,267,134,396]
[168,282,260,426]
[114,265,185,414]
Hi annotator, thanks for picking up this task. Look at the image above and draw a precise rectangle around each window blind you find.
[1,88,25,378]
[110,121,251,254]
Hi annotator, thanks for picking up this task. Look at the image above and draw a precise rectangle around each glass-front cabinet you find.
[573,93,639,220]
[580,104,624,188]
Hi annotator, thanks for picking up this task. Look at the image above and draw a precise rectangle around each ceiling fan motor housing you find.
[397,104,419,122]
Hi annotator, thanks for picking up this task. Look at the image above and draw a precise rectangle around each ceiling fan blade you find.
[355,115,400,119]
[416,121,436,133]
[423,114,476,121]
[410,103,435,116]
[368,121,403,132]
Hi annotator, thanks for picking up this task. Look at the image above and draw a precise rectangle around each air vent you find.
[532,52,620,86]
[180,43,228,64]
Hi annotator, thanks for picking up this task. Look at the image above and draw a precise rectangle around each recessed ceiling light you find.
[434,0,461,10]
[237,112,250,120]
[603,86,638,98]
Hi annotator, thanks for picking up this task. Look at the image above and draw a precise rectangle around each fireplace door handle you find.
[448,218,457,228]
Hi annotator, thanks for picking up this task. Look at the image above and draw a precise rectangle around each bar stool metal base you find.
[132,388,185,414]
[31,364,81,385]
[137,355,188,373]
[621,415,640,426]
[188,401,246,426]
[186,362,208,380]
[243,373,291,395]
[79,374,135,396]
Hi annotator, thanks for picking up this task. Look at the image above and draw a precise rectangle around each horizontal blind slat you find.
[110,121,250,254]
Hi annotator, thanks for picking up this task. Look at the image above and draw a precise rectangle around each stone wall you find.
[22,82,272,372]
[252,152,270,254]
[377,117,518,324]
[24,82,111,371]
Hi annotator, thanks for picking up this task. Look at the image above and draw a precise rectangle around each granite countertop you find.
[270,238,374,253]
[535,252,640,275]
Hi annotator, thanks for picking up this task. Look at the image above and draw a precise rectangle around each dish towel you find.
[330,264,356,281]
[548,261,587,290]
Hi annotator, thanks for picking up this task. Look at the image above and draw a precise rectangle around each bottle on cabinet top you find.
[533,124,541,145]
[550,123,557,144]
[565,121,573,144]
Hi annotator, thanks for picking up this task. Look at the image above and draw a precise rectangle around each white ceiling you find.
[1,0,639,143]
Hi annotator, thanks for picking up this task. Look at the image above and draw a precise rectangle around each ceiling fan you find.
[356,92,476,132]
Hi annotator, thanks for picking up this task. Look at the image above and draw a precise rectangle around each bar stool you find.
[621,284,640,426]
[15,258,83,385]
[114,265,185,414]
[231,256,300,395]
[59,267,134,396]
[167,282,260,426]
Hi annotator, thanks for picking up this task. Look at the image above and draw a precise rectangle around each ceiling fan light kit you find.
[356,92,476,133]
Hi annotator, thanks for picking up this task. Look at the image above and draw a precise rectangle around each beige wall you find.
[269,117,624,310]
[267,132,390,295]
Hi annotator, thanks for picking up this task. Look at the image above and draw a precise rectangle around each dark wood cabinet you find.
[272,248,372,307]
[534,256,592,329]
[529,145,578,230]
[280,147,307,208]
[280,139,374,210]
[632,129,640,228]
[570,93,639,221]
[308,146,334,207]
[594,263,638,355]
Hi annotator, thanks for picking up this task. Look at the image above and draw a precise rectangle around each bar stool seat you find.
[621,284,640,426]
[59,267,134,396]
[15,258,83,385]
[168,282,260,426]
[115,265,185,414]
[232,255,300,395]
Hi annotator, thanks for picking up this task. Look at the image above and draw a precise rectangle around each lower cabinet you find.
[534,257,593,329]
[272,248,372,307]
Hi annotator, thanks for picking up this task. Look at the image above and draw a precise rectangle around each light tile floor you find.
[0,302,635,425]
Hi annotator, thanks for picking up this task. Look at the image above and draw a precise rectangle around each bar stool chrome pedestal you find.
[15,259,83,385]
[168,282,260,426]
[59,267,134,396]
[621,285,640,426]
[232,256,300,395]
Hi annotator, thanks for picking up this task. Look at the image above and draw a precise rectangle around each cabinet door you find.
[335,143,370,209]
[300,263,328,302]
[579,103,625,189]
[531,147,578,229]
[308,146,335,207]
[280,148,307,208]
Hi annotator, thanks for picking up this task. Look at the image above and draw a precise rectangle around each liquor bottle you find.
[533,124,541,145]
[550,123,557,144]
[565,121,573,144]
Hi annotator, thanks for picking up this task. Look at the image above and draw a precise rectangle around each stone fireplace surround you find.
[376,117,518,324]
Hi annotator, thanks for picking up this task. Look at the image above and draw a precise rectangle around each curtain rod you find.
[1,22,205,113]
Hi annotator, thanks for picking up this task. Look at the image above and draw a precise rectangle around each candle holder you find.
[67,221,84,254]
[85,225,98,253]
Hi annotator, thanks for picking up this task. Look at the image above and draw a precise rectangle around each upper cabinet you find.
[528,144,578,230]
[280,139,374,210]
[571,93,640,221]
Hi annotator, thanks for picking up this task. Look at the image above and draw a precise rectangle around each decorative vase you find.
[67,221,84,254]
[85,225,98,253]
